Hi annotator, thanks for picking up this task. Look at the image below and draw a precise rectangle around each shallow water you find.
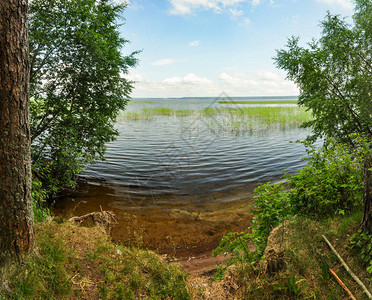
[53,97,311,257]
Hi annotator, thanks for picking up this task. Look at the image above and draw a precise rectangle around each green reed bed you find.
[142,107,196,116]
[119,107,197,120]
[202,106,312,132]
[120,106,312,132]
[218,100,298,104]
[119,111,154,120]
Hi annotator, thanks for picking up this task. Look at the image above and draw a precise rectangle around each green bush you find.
[251,182,292,255]
[349,230,372,274]
[212,231,254,278]
[213,182,291,276]
[32,179,50,223]
[285,139,364,218]
[214,138,365,276]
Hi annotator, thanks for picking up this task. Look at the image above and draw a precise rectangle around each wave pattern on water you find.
[80,98,311,204]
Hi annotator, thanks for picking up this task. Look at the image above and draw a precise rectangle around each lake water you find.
[53,96,312,257]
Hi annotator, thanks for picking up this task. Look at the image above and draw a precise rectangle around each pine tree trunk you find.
[361,153,372,234]
[0,0,34,268]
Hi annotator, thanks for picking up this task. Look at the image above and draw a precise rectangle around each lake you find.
[52,96,312,257]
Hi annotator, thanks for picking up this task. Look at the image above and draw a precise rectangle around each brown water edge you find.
[51,180,255,260]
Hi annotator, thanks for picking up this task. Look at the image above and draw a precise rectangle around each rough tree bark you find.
[361,153,372,234]
[0,0,34,268]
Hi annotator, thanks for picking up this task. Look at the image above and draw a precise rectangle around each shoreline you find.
[51,192,255,262]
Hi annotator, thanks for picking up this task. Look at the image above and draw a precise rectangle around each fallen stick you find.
[68,210,118,234]
[68,212,96,223]
[322,234,372,299]
[328,268,356,300]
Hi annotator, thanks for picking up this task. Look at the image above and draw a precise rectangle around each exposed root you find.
[68,206,118,234]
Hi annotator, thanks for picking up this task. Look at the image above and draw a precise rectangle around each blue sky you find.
[119,0,355,98]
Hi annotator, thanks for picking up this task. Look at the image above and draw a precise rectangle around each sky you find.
[118,0,355,98]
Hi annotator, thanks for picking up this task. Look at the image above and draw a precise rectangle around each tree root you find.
[68,206,118,234]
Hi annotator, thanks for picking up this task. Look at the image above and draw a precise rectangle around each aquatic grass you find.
[142,108,197,116]
[218,100,298,104]
[143,107,173,115]
[119,111,154,121]
[119,108,198,120]
[202,106,313,132]
[119,106,312,132]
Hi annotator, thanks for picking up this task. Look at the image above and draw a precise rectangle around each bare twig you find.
[328,268,356,300]
[322,235,372,299]
[68,212,96,224]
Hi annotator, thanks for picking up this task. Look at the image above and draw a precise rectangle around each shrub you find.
[285,139,364,218]
[214,138,365,276]
[32,179,50,223]
[349,230,372,274]
[213,183,291,276]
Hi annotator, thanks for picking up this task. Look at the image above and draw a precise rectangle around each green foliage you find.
[251,182,292,254]
[214,138,366,276]
[4,225,71,299]
[236,212,369,299]
[349,230,372,274]
[274,0,372,235]
[88,239,190,299]
[29,0,138,194]
[213,183,291,276]
[272,274,307,298]
[285,139,364,218]
[274,0,372,144]
[31,179,50,223]
[212,232,253,278]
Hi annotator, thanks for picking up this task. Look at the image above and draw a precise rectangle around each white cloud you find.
[151,59,176,66]
[189,40,200,46]
[242,17,251,25]
[218,71,298,96]
[125,70,298,98]
[168,0,246,15]
[130,72,218,97]
[163,73,214,85]
[124,72,143,81]
[316,0,353,10]
[229,8,243,19]
[251,0,261,6]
